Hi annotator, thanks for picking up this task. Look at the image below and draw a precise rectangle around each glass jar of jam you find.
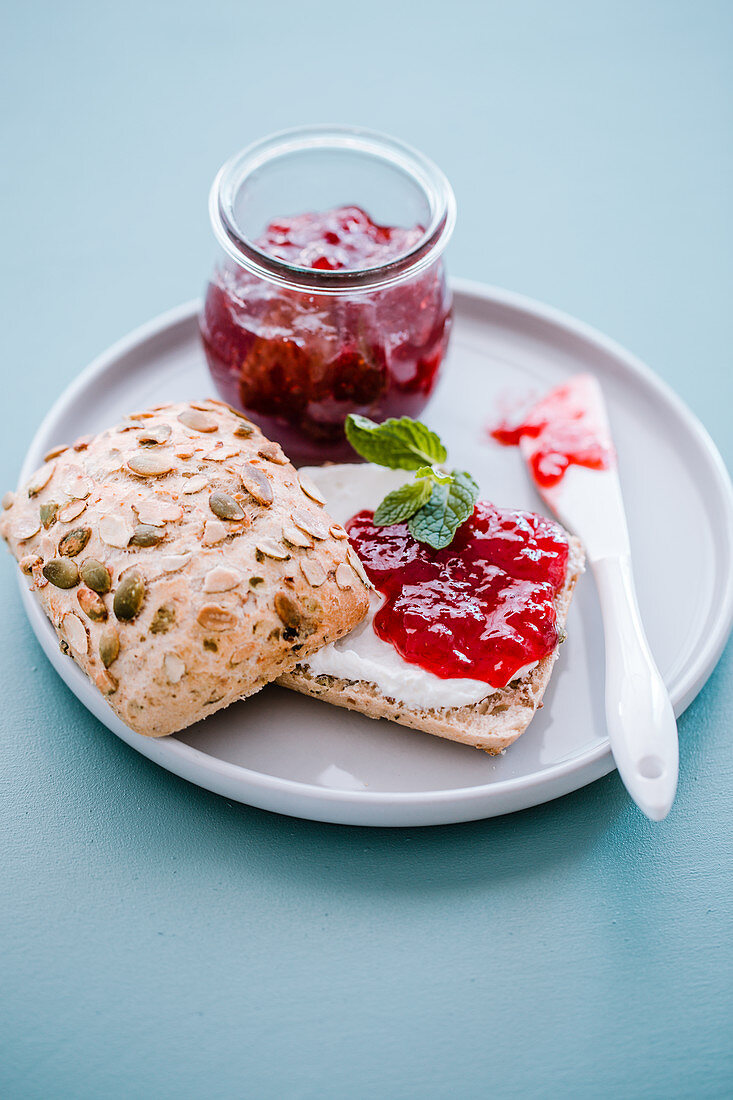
[200,126,456,466]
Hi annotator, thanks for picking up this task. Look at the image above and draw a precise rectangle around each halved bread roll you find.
[278,536,584,754]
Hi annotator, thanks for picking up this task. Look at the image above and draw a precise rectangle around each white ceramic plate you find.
[16,281,733,825]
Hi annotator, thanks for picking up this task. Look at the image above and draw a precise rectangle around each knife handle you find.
[591,554,679,821]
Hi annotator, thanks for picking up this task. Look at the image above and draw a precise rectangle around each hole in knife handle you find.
[638,755,665,780]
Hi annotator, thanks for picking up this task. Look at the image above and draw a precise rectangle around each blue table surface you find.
[2,2,731,1097]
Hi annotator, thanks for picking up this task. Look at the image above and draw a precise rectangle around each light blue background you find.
[2,2,732,1097]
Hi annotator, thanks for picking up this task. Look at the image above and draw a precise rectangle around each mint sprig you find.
[345,414,480,549]
[408,471,480,549]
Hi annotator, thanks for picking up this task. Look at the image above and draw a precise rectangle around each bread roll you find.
[1,400,370,736]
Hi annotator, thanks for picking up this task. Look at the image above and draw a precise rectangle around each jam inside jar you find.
[200,128,456,466]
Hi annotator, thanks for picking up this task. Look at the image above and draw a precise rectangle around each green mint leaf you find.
[415,464,454,485]
[373,478,434,525]
[345,414,448,471]
[408,470,480,549]
[452,469,480,504]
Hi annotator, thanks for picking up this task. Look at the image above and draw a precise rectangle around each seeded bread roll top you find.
[1,399,371,736]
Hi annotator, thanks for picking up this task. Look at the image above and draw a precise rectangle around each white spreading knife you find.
[518,374,678,820]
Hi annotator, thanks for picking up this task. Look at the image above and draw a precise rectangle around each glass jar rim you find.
[209,125,456,294]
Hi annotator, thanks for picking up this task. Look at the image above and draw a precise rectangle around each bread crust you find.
[277,536,584,754]
[1,400,370,736]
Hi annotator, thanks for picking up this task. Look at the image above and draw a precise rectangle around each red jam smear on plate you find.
[347,501,570,688]
[490,376,615,487]
[200,206,452,466]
